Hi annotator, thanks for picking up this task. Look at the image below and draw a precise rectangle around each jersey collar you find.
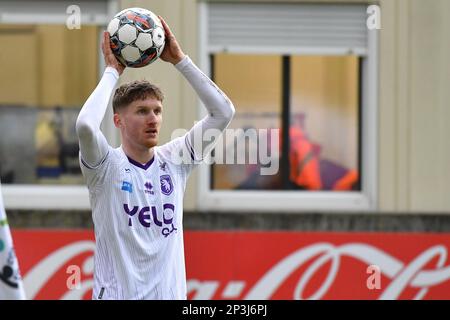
[120,145,156,170]
[127,155,155,170]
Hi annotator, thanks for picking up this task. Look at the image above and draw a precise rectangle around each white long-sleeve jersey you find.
[75,56,234,300]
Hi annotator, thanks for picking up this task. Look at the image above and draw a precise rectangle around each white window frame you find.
[1,0,120,209]
[197,2,379,212]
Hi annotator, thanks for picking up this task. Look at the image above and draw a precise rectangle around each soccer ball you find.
[107,8,165,68]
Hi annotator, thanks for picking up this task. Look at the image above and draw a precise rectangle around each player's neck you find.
[122,143,154,165]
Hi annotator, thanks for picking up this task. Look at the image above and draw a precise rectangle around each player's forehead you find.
[129,97,163,109]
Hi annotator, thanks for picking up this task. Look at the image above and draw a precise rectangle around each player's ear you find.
[113,113,122,128]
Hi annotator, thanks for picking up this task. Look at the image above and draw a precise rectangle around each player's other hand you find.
[158,16,185,65]
[102,31,125,75]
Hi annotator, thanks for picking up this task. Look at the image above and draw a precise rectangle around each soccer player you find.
[75,16,235,300]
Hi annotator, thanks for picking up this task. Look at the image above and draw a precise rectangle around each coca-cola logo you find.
[20,239,450,300]
[23,241,95,300]
[242,243,450,300]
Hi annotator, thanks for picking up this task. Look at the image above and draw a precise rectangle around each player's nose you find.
[146,111,158,124]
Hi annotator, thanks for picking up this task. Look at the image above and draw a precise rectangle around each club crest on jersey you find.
[160,175,173,195]
[121,181,133,193]
[144,181,154,195]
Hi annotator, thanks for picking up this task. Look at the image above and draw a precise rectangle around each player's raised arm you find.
[75,31,125,168]
[159,16,235,160]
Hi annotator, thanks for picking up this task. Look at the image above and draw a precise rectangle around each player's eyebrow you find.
[135,105,163,112]
[136,103,162,108]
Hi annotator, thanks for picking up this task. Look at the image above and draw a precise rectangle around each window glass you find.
[211,54,282,190]
[0,24,98,184]
[211,54,360,191]
[290,56,360,191]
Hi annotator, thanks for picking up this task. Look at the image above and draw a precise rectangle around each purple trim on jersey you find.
[184,135,196,161]
[80,151,109,169]
[188,145,195,161]
[126,155,155,170]
[80,157,93,169]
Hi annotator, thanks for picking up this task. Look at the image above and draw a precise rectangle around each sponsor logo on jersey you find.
[123,203,177,237]
[121,181,133,193]
[144,181,154,195]
[125,168,131,173]
[160,175,173,195]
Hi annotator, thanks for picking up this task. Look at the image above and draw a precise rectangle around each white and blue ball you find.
[107,8,165,68]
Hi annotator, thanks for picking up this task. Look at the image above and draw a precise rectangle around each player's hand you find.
[102,31,125,75]
[158,16,185,65]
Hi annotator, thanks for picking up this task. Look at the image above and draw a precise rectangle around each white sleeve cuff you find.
[174,55,192,71]
[104,66,120,79]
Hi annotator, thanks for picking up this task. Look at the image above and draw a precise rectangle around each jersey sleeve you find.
[79,145,113,193]
[76,67,119,169]
[157,134,200,181]
[174,56,235,162]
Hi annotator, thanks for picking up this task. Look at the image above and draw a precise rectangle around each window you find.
[0,24,98,185]
[199,2,377,211]
[0,0,118,209]
[211,54,360,192]
[211,54,282,190]
[289,55,361,192]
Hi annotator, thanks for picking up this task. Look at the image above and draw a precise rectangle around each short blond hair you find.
[112,80,164,113]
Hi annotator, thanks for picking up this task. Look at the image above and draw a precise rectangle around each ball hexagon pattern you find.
[107,8,166,68]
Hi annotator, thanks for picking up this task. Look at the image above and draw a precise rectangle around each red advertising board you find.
[10,230,450,300]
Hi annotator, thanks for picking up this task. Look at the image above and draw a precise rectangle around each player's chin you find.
[143,138,158,149]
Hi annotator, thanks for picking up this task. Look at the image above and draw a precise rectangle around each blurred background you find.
[1,0,450,300]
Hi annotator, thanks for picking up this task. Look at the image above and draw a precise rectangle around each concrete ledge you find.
[5,210,450,232]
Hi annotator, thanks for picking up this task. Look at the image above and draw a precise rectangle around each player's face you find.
[117,97,163,150]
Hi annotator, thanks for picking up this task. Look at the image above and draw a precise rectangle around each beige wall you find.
[379,0,450,212]
[0,25,98,108]
[0,26,39,106]
[118,0,450,213]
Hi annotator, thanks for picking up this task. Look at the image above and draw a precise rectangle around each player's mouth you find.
[145,128,158,138]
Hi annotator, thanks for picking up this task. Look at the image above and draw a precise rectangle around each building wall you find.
[7,209,450,232]
[0,25,98,108]
[117,0,450,213]
[379,0,450,212]
[0,0,447,215]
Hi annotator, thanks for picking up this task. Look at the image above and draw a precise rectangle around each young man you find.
[76,17,234,300]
